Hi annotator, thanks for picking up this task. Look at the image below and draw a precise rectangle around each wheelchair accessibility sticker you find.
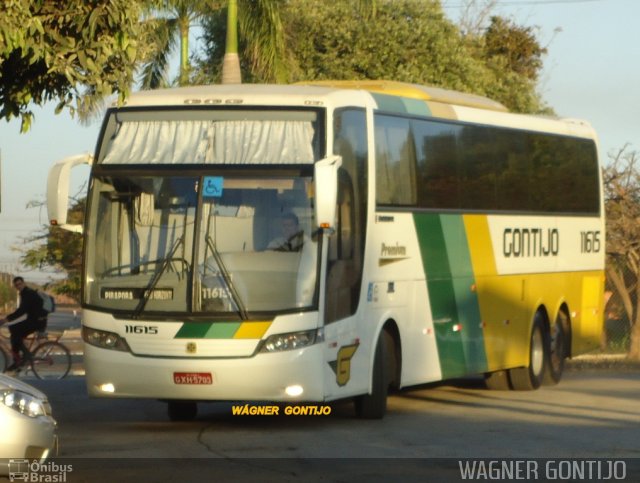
[203,176,223,198]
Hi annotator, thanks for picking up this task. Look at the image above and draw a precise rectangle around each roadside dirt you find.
[567,353,640,371]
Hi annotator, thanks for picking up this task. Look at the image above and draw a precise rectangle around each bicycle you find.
[0,323,72,379]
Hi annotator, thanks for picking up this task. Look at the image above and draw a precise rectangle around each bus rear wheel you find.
[509,316,546,390]
[168,401,198,421]
[544,311,567,385]
[355,331,391,419]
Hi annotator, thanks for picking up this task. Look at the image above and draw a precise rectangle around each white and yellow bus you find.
[48,81,604,420]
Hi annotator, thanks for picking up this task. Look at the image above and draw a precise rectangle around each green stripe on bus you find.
[206,322,241,339]
[175,322,211,339]
[440,215,488,374]
[372,93,409,113]
[414,213,466,379]
[401,98,431,116]
[414,214,488,378]
[371,93,430,116]
[175,322,242,339]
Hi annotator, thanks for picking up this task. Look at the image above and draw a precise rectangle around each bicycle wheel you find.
[0,346,8,372]
[31,341,71,380]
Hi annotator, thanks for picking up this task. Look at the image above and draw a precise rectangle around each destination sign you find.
[100,288,174,301]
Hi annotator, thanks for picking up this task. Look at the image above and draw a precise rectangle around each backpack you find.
[38,290,56,314]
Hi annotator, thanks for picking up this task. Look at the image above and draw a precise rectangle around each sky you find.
[0,0,638,283]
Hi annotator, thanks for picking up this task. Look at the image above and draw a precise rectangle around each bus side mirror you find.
[47,153,93,234]
[314,155,342,232]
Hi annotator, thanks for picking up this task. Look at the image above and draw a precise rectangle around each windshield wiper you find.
[132,236,185,319]
[206,235,249,320]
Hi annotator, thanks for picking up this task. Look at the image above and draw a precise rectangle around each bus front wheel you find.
[168,401,198,421]
[355,331,391,419]
[509,315,546,390]
[484,370,510,390]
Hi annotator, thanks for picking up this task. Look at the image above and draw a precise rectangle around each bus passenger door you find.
[323,108,368,399]
[323,172,363,397]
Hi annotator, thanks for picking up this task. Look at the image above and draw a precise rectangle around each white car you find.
[0,374,57,475]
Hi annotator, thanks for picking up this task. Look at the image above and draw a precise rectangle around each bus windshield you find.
[84,173,319,316]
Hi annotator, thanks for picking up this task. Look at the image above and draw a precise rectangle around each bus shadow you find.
[392,374,640,427]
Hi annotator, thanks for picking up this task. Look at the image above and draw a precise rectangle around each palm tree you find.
[141,0,286,87]
[140,0,215,89]
[220,0,379,83]
[221,0,287,84]
[221,0,240,84]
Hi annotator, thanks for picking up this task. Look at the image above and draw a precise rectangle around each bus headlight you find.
[82,327,131,352]
[259,329,323,353]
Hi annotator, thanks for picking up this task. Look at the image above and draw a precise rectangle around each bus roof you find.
[116,82,595,140]
[296,80,509,112]
[118,82,506,112]
[119,84,342,108]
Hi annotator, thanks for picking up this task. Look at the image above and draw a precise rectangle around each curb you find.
[566,353,640,371]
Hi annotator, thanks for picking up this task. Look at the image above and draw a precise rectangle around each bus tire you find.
[168,401,198,421]
[354,331,390,419]
[484,370,510,390]
[543,311,567,385]
[509,315,546,391]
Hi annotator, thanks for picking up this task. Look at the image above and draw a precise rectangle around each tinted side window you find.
[413,120,460,209]
[374,115,417,206]
[326,108,369,323]
[408,118,599,214]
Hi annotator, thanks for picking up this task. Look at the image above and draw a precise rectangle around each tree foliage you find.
[465,15,549,114]
[286,0,480,86]
[604,146,640,359]
[481,16,546,82]
[20,199,85,302]
[0,0,143,131]
[139,0,220,89]
[196,0,548,114]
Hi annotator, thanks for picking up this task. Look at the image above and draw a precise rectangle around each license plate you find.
[173,372,213,385]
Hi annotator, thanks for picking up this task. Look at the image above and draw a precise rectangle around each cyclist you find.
[0,277,48,371]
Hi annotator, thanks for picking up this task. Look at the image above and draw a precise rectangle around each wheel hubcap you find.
[531,327,544,376]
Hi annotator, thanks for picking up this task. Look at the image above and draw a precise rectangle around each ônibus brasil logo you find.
[8,459,72,482]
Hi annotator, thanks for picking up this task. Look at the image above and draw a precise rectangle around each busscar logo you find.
[8,460,73,482]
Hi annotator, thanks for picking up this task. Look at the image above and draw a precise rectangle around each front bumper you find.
[84,342,325,402]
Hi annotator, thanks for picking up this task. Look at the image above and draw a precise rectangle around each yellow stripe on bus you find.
[233,321,272,339]
[463,215,496,277]
[464,215,527,371]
